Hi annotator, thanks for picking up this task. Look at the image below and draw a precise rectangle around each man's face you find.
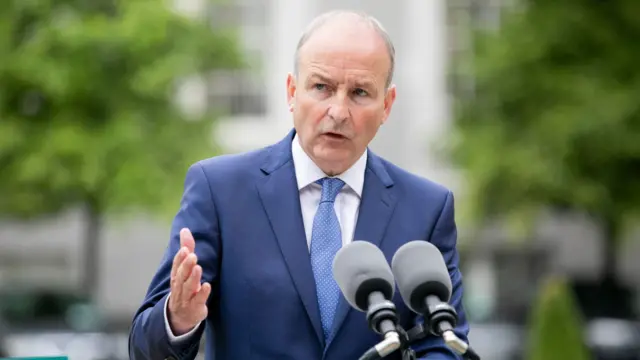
[287,19,396,175]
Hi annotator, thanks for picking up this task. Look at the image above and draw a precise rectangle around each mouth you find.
[322,132,348,140]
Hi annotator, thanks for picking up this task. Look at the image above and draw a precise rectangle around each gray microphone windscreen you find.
[391,240,452,314]
[332,241,395,312]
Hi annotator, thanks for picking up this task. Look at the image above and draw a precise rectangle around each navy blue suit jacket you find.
[129,130,469,360]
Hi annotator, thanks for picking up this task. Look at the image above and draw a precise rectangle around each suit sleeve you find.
[128,162,220,360]
[411,190,470,360]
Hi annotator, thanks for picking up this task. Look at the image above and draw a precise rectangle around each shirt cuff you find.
[164,292,202,343]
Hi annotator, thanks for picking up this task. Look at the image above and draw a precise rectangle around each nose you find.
[327,94,350,122]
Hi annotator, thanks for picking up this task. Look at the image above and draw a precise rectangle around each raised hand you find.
[167,228,212,335]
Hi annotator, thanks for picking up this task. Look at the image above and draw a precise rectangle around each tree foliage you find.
[525,276,592,360]
[0,0,242,219]
[449,0,640,239]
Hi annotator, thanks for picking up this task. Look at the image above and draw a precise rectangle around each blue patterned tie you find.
[310,177,345,340]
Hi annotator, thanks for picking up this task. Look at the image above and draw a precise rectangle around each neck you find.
[294,133,365,176]
[316,160,351,177]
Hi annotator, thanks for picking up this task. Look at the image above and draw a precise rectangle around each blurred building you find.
[1,0,639,339]
[0,0,455,323]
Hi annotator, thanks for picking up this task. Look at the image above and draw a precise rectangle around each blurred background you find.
[0,0,638,359]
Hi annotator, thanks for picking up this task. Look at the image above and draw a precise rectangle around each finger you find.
[184,264,203,297]
[180,228,196,253]
[171,247,188,280]
[170,248,188,300]
[193,282,212,306]
[177,253,198,284]
[173,253,197,300]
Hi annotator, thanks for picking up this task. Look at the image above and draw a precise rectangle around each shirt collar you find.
[291,134,367,197]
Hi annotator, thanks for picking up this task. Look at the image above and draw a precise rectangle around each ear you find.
[286,73,297,111]
[381,85,397,124]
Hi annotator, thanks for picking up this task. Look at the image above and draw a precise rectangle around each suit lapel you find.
[324,151,397,351]
[256,131,325,347]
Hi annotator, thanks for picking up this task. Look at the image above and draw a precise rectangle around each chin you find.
[314,144,349,158]
[312,150,352,174]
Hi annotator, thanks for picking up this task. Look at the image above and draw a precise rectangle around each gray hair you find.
[293,10,396,88]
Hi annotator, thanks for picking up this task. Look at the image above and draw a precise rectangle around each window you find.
[207,69,266,116]
[446,0,513,101]
[205,0,268,116]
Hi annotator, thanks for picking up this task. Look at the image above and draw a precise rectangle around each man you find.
[129,10,469,360]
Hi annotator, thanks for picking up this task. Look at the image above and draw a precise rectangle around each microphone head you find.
[332,241,395,312]
[391,240,452,314]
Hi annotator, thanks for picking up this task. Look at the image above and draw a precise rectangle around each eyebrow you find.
[307,73,334,85]
[353,80,375,89]
[308,74,375,89]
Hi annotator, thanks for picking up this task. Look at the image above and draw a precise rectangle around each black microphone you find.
[391,241,480,360]
[332,241,402,360]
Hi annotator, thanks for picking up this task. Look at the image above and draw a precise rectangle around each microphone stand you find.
[404,323,480,360]
[358,299,412,360]
[358,297,481,360]
[359,323,417,360]
[395,325,417,360]
[404,297,481,360]
[360,321,480,360]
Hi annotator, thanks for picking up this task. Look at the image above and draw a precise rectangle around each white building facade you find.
[212,0,459,192]
[0,0,504,322]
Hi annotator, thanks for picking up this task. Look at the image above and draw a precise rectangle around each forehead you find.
[297,20,390,83]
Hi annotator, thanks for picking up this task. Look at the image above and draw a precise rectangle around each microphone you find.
[332,241,402,360]
[391,241,480,360]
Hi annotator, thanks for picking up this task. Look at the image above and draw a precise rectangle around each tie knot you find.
[316,177,345,203]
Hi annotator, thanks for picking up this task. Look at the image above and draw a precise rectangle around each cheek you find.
[298,102,327,125]
[352,110,384,137]
[293,102,325,136]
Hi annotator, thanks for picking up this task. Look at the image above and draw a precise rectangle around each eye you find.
[354,88,368,97]
[313,83,327,91]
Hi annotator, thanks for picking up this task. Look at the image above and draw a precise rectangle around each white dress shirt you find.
[292,134,367,248]
[165,134,368,343]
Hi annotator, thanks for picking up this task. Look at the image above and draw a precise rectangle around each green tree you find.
[449,0,640,309]
[526,276,592,360]
[0,0,242,297]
